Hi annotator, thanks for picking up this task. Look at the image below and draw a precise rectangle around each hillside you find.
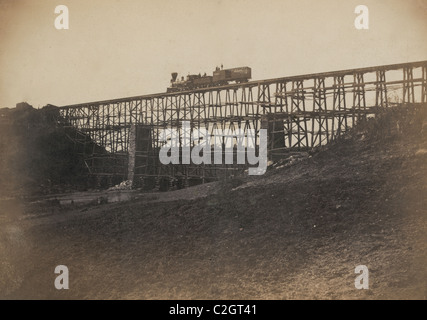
[0,104,426,299]
[0,104,96,196]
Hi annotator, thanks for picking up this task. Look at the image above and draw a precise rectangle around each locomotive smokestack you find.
[171,72,178,82]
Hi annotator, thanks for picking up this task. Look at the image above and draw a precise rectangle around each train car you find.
[213,67,251,84]
[167,66,252,92]
[230,67,251,82]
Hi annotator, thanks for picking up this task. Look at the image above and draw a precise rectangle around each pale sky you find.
[0,0,426,108]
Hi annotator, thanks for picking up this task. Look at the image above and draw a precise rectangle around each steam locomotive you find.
[167,66,252,93]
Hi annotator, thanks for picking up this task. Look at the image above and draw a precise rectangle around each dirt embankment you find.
[0,104,91,196]
[0,104,426,299]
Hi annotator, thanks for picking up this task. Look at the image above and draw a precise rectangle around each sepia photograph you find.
[0,0,426,304]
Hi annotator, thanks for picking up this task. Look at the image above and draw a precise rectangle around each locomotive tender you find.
[167,66,252,93]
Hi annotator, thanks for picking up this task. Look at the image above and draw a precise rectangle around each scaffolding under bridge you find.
[57,60,427,190]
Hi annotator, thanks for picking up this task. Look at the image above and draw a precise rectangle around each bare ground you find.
[0,106,426,299]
